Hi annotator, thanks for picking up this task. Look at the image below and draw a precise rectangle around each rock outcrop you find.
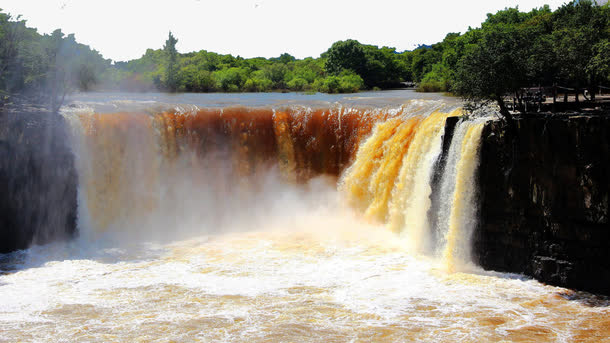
[474,113,610,295]
[0,108,77,253]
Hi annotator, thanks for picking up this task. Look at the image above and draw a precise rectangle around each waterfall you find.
[64,106,391,237]
[341,113,488,268]
[63,103,488,268]
[441,120,486,271]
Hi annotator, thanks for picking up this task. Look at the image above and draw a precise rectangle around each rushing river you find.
[0,91,608,342]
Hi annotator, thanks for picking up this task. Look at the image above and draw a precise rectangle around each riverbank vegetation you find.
[414,0,609,117]
[0,1,608,110]
[0,11,110,110]
[102,38,409,94]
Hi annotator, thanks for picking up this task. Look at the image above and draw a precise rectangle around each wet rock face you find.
[475,114,610,295]
[0,109,77,253]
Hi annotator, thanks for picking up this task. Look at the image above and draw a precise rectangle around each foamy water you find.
[1,211,609,342]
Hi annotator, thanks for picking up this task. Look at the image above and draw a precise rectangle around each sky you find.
[2,0,569,62]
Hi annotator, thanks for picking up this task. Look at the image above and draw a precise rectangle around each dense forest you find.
[0,1,608,112]
[413,0,609,116]
[103,37,409,94]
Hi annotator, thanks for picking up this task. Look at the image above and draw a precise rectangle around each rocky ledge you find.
[474,112,610,295]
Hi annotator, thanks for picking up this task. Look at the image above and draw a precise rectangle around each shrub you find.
[338,72,364,93]
[416,79,447,92]
[287,77,309,91]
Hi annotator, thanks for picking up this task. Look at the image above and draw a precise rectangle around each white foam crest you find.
[1,221,601,342]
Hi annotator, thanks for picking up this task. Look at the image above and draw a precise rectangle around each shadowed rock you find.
[474,112,610,295]
[0,107,77,253]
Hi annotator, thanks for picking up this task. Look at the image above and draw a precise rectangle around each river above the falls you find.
[63,89,460,112]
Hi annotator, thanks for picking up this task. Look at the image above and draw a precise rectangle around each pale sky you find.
[2,0,568,62]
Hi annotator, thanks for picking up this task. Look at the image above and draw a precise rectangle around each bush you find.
[213,67,247,92]
[416,63,451,92]
[195,70,216,92]
[244,77,272,92]
[287,77,309,91]
[313,72,365,93]
[317,76,340,93]
[338,72,364,93]
[416,79,447,92]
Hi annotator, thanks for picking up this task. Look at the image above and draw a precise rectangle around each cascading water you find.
[340,109,487,268]
[64,105,385,238]
[1,94,608,342]
[441,119,486,272]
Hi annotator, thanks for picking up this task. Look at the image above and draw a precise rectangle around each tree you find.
[552,1,609,100]
[0,9,108,106]
[45,29,80,112]
[276,53,296,64]
[588,39,610,84]
[410,46,442,83]
[324,40,367,77]
[453,24,528,120]
[213,67,247,92]
[0,12,39,100]
[360,45,401,88]
[163,31,178,92]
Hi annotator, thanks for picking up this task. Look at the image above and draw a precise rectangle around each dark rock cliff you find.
[474,113,610,295]
[0,108,78,253]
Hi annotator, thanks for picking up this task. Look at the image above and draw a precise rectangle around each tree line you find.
[1,1,608,114]
[104,36,410,94]
[409,0,609,117]
[0,10,110,110]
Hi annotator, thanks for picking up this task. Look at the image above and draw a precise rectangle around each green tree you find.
[164,31,178,92]
[244,70,273,92]
[214,67,247,92]
[275,53,296,64]
[360,45,401,88]
[552,1,609,100]
[453,24,528,119]
[418,63,452,92]
[588,39,610,84]
[262,63,288,89]
[0,9,108,106]
[287,77,308,91]
[324,40,367,77]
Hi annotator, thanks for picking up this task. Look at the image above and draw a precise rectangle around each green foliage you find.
[244,70,273,92]
[163,31,178,92]
[417,63,452,92]
[272,53,296,64]
[551,1,609,88]
[287,77,308,91]
[405,1,610,116]
[324,39,367,76]
[314,71,364,93]
[2,3,608,100]
[396,51,414,82]
[588,39,610,83]
[411,45,442,83]
[262,63,288,88]
[337,71,365,93]
[214,67,247,92]
[0,9,110,109]
[453,23,528,117]
[323,40,403,88]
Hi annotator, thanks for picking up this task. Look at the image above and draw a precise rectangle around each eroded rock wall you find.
[474,114,610,295]
[0,109,77,253]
